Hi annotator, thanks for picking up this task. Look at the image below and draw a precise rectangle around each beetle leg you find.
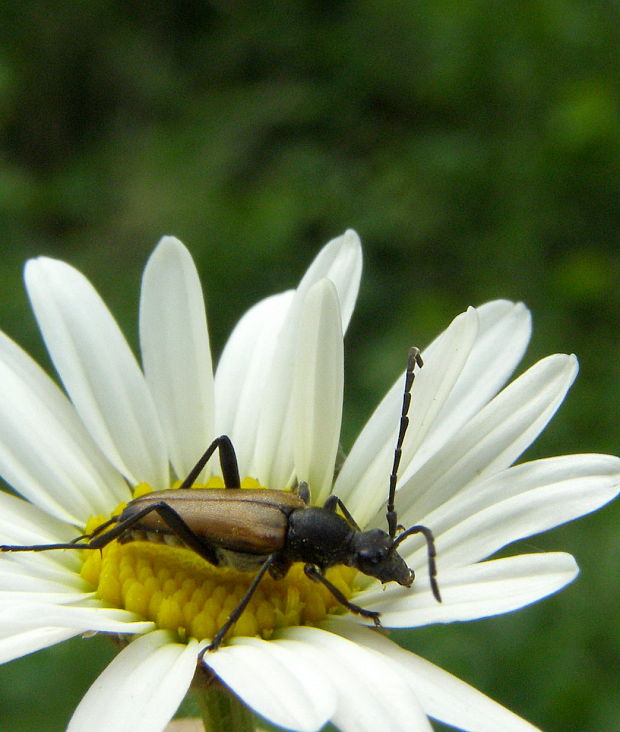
[322,495,362,532]
[1,512,125,552]
[0,514,133,554]
[1,539,101,553]
[199,554,277,657]
[179,435,241,490]
[303,564,382,627]
[296,481,311,504]
[3,501,220,566]
[110,501,221,565]
[70,514,121,543]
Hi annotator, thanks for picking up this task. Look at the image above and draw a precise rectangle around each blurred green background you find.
[1,1,619,730]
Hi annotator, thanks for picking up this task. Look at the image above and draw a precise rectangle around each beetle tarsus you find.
[1,542,91,552]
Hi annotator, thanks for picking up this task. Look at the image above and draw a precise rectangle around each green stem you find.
[194,682,256,732]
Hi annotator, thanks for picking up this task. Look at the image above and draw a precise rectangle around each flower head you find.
[0,232,618,731]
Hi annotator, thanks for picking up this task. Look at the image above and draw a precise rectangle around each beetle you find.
[1,347,440,652]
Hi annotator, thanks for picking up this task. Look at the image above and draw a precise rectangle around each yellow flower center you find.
[80,478,357,644]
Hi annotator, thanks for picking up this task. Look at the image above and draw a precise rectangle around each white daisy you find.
[0,231,618,732]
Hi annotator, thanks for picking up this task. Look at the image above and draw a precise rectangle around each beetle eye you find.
[359,548,387,565]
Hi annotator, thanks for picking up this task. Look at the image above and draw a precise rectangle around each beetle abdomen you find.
[214,547,269,572]
[120,489,306,556]
[119,529,186,548]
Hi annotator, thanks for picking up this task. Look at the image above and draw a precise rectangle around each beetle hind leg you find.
[179,435,241,490]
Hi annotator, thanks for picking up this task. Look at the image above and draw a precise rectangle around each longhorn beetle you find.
[1,347,440,652]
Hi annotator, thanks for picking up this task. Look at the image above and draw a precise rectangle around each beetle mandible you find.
[1,347,441,652]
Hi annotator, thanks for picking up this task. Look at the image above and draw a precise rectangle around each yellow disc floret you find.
[80,477,357,644]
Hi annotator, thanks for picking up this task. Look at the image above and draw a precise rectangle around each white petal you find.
[69,631,197,732]
[295,229,363,332]
[396,353,579,524]
[293,280,344,504]
[214,291,294,475]
[253,231,362,488]
[140,237,215,481]
[0,626,79,664]
[0,592,91,606]
[0,553,91,602]
[356,552,578,627]
[402,300,532,480]
[0,558,91,602]
[404,307,479,466]
[0,490,84,574]
[0,559,87,594]
[330,622,540,732]
[205,635,335,732]
[417,454,620,569]
[0,331,128,523]
[276,625,431,732]
[0,603,154,634]
[0,554,82,587]
[25,257,168,487]
[336,306,479,526]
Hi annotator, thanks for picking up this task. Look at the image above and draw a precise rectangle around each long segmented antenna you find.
[386,347,423,538]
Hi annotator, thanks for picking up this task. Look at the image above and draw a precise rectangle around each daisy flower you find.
[0,231,618,732]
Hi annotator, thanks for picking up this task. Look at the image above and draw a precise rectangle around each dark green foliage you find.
[1,2,619,729]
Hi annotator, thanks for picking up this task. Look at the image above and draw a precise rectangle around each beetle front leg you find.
[303,564,382,627]
[322,495,362,532]
[295,481,311,504]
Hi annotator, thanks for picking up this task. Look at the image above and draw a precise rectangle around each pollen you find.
[80,478,358,645]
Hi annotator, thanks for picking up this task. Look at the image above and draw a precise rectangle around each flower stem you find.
[195,682,255,732]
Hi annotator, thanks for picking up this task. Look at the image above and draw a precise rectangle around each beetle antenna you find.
[393,523,441,602]
[386,347,423,538]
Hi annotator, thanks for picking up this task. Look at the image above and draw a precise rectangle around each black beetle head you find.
[351,528,414,586]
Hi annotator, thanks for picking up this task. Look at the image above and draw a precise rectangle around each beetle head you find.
[351,528,414,586]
